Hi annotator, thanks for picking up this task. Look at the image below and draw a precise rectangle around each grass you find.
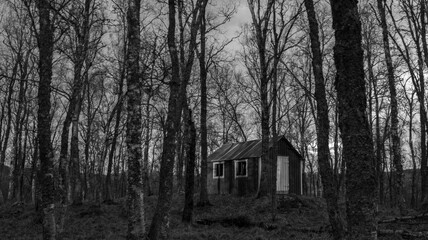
[0,194,424,239]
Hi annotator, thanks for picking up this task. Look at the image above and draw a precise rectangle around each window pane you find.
[237,161,246,176]
[215,163,223,177]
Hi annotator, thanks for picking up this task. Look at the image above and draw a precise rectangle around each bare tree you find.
[330,0,378,238]
[247,0,275,197]
[37,0,56,238]
[126,0,145,238]
[304,0,344,238]
[376,0,404,212]
[148,0,207,238]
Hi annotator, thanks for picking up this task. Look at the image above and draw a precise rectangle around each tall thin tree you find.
[376,0,404,212]
[36,0,56,238]
[126,0,145,238]
[304,0,344,238]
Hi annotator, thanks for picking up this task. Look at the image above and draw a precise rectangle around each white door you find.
[276,156,289,193]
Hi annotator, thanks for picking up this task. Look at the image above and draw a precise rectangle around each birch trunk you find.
[126,0,145,238]
[37,0,56,238]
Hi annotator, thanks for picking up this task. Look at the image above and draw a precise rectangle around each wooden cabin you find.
[207,136,303,196]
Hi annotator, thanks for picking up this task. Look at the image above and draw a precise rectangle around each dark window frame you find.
[213,162,224,178]
[235,159,247,177]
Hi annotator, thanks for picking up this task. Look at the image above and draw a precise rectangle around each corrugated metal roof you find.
[208,136,301,162]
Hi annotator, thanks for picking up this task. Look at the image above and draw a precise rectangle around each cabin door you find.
[276,156,289,193]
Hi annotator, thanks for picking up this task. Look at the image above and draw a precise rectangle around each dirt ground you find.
[0,194,426,239]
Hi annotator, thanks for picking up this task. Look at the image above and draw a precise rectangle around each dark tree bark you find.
[70,96,84,205]
[247,0,275,198]
[126,0,145,238]
[37,0,56,238]
[198,3,210,206]
[330,0,378,238]
[420,0,428,206]
[8,54,29,202]
[304,0,344,238]
[182,108,196,223]
[105,64,125,203]
[147,3,183,237]
[0,65,17,182]
[376,0,404,212]
[148,0,207,238]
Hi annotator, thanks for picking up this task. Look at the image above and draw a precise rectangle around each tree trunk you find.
[198,3,210,206]
[0,66,17,183]
[37,0,56,238]
[420,0,428,206]
[70,94,83,205]
[8,62,28,202]
[247,0,275,198]
[142,94,152,197]
[18,109,29,202]
[182,108,196,222]
[407,93,417,208]
[304,0,344,238]
[126,0,145,238]
[105,66,125,203]
[330,0,378,238]
[377,0,404,212]
[148,0,207,238]
[31,123,38,205]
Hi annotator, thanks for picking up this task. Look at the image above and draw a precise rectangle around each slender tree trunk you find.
[105,69,124,203]
[176,129,184,193]
[247,0,275,198]
[182,108,196,222]
[18,110,29,202]
[8,66,28,202]
[420,0,428,206]
[31,123,38,205]
[0,71,17,182]
[142,94,152,197]
[330,0,378,238]
[304,0,344,238]
[198,4,210,206]
[148,0,207,238]
[148,0,183,232]
[37,0,56,238]
[126,0,145,238]
[377,0,404,212]
[70,94,83,205]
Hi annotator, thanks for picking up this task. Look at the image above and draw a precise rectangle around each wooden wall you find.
[208,158,259,196]
[208,138,303,196]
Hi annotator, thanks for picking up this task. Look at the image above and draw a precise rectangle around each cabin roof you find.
[208,136,303,162]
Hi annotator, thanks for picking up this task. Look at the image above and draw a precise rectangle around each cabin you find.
[207,136,303,196]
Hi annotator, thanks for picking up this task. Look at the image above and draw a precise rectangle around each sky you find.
[217,1,251,57]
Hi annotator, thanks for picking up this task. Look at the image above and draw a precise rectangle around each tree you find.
[376,0,404,212]
[126,0,145,238]
[182,108,196,222]
[36,0,56,238]
[198,1,210,207]
[247,0,275,197]
[303,0,344,238]
[148,0,207,238]
[330,0,378,238]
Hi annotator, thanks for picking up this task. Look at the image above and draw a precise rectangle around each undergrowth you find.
[0,194,408,239]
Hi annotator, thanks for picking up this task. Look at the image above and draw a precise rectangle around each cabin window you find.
[213,162,224,178]
[235,160,247,177]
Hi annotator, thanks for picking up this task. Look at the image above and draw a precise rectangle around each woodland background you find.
[0,0,427,239]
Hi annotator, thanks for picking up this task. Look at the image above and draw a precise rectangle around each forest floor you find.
[0,194,427,239]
